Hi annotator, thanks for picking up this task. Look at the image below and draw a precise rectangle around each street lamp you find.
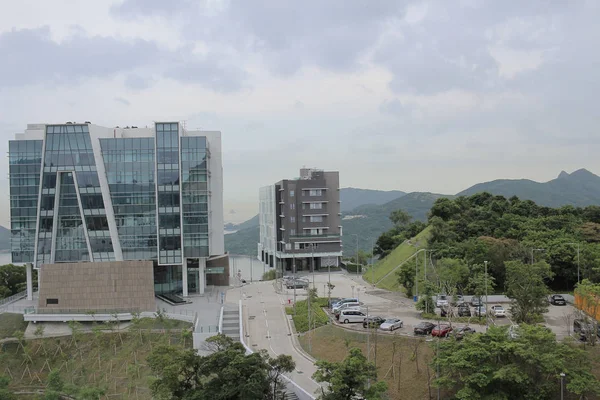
[484,261,488,333]
[567,242,581,284]
[560,372,565,400]
[351,233,359,274]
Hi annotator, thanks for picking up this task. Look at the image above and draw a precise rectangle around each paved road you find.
[227,281,323,397]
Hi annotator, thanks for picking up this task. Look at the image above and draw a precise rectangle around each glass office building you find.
[9,122,225,296]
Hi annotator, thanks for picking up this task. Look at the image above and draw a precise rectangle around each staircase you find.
[282,388,300,399]
[222,308,240,341]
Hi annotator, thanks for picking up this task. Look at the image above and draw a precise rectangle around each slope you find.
[457,168,600,207]
[363,226,431,292]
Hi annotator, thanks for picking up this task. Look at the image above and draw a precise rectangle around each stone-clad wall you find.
[38,261,156,312]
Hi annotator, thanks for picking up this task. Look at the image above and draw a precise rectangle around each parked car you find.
[451,295,465,306]
[452,326,476,340]
[339,310,367,324]
[332,298,359,309]
[333,302,361,317]
[328,297,342,308]
[380,318,403,331]
[490,305,506,317]
[414,321,436,335]
[286,279,309,289]
[440,306,452,317]
[457,304,471,317]
[470,296,483,307]
[473,304,487,317]
[335,306,362,320]
[549,294,567,306]
[574,319,597,341]
[363,316,385,329]
[436,295,449,308]
[432,324,453,337]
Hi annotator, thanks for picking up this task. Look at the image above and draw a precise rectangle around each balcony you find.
[290,233,341,240]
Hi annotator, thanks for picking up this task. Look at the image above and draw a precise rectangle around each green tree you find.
[265,353,296,400]
[505,260,553,323]
[435,258,469,295]
[397,262,415,298]
[466,265,495,301]
[313,347,387,400]
[415,281,436,314]
[148,334,294,400]
[434,325,600,399]
[390,209,412,227]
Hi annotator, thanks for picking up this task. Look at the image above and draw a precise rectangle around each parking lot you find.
[279,271,580,341]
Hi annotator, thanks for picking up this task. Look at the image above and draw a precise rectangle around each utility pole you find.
[366,305,370,389]
[356,234,359,275]
[415,249,419,299]
[370,237,375,286]
[484,260,488,333]
[311,243,315,289]
[560,372,565,400]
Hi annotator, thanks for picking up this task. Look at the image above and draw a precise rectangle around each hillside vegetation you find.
[364,226,431,291]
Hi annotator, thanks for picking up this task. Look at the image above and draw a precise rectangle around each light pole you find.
[351,233,360,274]
[567,242,581,284]
[293,252,297,315]
[560,372,565,400]
[484,260,488,332]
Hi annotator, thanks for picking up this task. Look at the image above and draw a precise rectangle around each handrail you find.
[0,288,37,307]
[218,306,224,334]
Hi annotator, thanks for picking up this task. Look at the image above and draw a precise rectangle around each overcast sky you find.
[1,0,599,225]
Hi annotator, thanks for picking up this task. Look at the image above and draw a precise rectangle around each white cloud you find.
[489,46,546,79]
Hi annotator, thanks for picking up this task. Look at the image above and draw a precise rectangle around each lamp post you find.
[560,372,565,400]
[370,237,376,286]
[567,242,581,284]
[293,252,297,315]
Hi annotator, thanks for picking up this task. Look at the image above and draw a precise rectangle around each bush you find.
[285,298,329,332]
[344,263,363,274]
[262,269,276,281]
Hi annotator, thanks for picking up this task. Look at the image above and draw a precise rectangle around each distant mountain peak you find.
[557,170,570,179]
[570,168,596,178]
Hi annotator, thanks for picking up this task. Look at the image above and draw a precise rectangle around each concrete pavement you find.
[227,281,324,397]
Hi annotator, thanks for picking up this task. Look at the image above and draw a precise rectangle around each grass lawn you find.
[364,226,431,291]
[0,313,28,339]
[299,325,435,400]
[285,298,329,333]
[1,328,191,399]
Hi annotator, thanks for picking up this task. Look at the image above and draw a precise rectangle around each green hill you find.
[457,168,600,207]
[363,226,431,291]
[339,187,406,212]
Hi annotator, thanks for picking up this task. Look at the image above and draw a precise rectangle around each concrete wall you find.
[38,261,156,312]
[206,254,230,286]
[230,255,270,282]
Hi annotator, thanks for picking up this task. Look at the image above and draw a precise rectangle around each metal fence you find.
[0,290,28,307]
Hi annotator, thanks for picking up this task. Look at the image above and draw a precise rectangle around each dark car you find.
[286,280,309,289]
[414,321,436,335]
[440,306,452,317]
[549,294,567,306]
[457,304,471,317]
[363,316,385,329]
[452,326,476,340]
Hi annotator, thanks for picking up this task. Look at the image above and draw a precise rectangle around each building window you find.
[290,190,295,197]
[46,298,59,305]
[309,203,323,210]
[290,229,296,235]
[290,216,295,223]
[286,243,291,250]
[290,203,295,210]
[294,243,300,250]
[310,215,323,222]
[309,189,322,196]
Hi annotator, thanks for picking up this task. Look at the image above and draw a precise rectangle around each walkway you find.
[228,281,323,398]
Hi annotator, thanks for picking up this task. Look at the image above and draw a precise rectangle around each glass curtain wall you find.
[54,172,89,262]
[100,138,157,261]
[9,140,43,263]
[180,136,209,258]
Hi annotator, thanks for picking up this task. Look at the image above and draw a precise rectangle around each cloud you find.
[114,96,130,106]
[0,26,247,93]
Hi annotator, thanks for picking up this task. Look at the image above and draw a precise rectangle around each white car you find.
[436,295,449,308]
[490,305,506,317]
[508,324,520,339]
[379,318,403,331]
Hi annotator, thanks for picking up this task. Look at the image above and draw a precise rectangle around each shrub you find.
[262,269,277,281]
[285,298,329,332]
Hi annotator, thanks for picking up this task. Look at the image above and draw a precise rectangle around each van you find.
[339,309,367,324]
[334,303,361,319]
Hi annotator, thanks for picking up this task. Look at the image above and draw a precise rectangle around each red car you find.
[431,324,453,337]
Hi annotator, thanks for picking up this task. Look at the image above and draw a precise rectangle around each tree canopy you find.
[434,325,600,399]
[147,334,295,400]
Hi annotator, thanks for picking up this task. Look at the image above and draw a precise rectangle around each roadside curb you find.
[279,300,318,364]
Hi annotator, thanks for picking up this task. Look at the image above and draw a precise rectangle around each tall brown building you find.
[258,168,342,273]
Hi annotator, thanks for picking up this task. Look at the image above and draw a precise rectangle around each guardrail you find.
[0,288,36,307]
[238,300,315,400]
